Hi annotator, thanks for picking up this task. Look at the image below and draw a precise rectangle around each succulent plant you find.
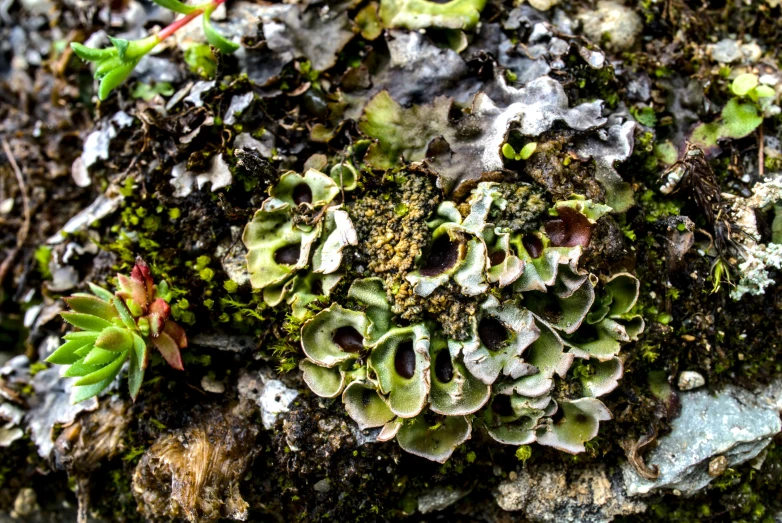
[47,260,187,403]
[244,172,644,462]
[70,0,238,100]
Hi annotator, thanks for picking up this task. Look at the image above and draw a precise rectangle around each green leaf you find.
[721,98,763,139]
[109,36,130,60]
[150,0,197,14]
[89,282,115,301]
[95,326,134,352]
[501,143,516,160]
[64,331,100,342]
[63,358,103,378]
[203,9,239,54]
[519,142,537,160]
[83,346,126,366]
[113,296,137,331]
[93,56,124,79]
[74,351,127,386]
[72,377,115,404]
[98,61,137,100]
[64,295,118,321]
[753,85,776,100]
[70,42,117,62]
[731,73,758,96]
[184,43,217,78]
[61,312,114,332]
[46,339,93,365]
[74,343,95,357]
[128,335,146,401]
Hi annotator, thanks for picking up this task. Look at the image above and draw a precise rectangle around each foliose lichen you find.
[244,168,643,462]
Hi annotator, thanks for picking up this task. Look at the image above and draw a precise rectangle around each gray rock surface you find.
[418,486,470,514]
[623,383,782,495]
[495,464,645,522]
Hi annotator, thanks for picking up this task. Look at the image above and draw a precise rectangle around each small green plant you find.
[46,259,187,403]
[71,0,238,100]
[691,73,778,148]
[502,142,537,161]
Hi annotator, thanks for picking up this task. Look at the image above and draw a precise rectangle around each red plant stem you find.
[155,0,227,42]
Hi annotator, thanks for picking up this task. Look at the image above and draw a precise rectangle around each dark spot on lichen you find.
[522,234,544,258]
[545,206,593,248]
[395,340,416,379]
[420,235,462,276]
[333,326,363,353]
[434,350,454,383]
[492,395,514,417]
[361,388,373,407]
[292,183,313,205]
[274,244,300,265]
[478,317,508,351]
[489,250,506,266]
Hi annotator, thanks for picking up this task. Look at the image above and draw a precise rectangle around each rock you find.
[710,39,742,63]
[418,486,470,514]
[313,478,331,493]
[623,383,782,495]
[237,370,299,430]
[495,464,645,522]
[708,456,728,477]
[578,1,642,52]
[677,370,706,391]
[216,226,251,287]
[528,0,559,12]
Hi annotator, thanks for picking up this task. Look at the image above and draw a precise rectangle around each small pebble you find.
[708,455,728,477]
[678,370,706,391]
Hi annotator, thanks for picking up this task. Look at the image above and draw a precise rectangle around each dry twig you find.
[0,138,31,286]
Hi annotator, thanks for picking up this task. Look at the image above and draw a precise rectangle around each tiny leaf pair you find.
[47,259,187,404]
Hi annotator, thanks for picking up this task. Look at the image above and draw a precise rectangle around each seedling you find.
[71,0,238,100]
[691,73,779,148]
[47,259,187,403]
[502,142,537,161]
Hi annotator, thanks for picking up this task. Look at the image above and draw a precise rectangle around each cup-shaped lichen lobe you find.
[301,304,370,367]
[369,325,431,418]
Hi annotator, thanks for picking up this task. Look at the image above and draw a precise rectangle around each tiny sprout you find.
[71,0,238,100]
[515,445,532,463]
[502,142,537,161]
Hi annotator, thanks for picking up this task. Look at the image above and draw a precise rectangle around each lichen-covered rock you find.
[622,383,782,495]
[495,463,646,522]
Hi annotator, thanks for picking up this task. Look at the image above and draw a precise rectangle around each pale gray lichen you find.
[727,176,782,299]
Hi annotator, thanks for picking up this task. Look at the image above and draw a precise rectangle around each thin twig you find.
[0,138,31,285]
[758,125,764,179]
